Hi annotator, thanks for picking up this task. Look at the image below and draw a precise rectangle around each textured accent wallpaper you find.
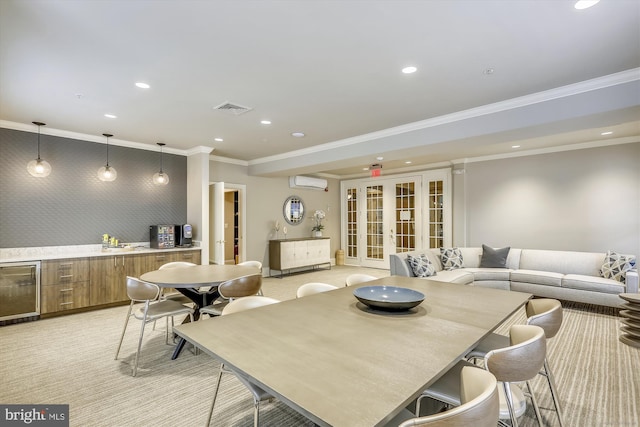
[0,128,187,248]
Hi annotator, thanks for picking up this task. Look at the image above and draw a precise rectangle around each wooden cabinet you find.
[269,238,330,276]
[89,253,148,306]
[39,249,202,311]
[41,258,90,314]
[89,250,201,306]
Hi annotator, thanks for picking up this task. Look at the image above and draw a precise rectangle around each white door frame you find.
[209,182,247,265]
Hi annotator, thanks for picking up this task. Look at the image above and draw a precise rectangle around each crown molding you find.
[209,154,249,166]
[0,120,190,156]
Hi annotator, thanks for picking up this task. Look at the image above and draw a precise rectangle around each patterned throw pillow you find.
[407,254,437,278]
[601,251,637,284]
[440,247,463,271]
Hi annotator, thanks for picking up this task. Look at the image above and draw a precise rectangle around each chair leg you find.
[115,302,134,360]
[525,380,544,427]
[503,382,519,427]
[207,364,225,426]
[253,400,260,427]
[542,358,564,427]
[132,303,150,377]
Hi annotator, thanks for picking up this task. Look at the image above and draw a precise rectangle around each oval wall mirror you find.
[283,195,305,225]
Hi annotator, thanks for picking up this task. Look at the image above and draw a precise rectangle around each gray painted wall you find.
[461,142,640,256]
[0,128,187,247]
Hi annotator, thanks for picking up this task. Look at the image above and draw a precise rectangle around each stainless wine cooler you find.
[0,261,40,325]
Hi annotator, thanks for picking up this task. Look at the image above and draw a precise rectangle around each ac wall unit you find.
[289,176,327,191]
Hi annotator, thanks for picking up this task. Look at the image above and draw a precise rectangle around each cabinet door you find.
[146,252,179,271]
[89,256,128,305]
[176,250,200,264]
[279,242,296,269]
[308,239,330,265]
[41,281,90,314]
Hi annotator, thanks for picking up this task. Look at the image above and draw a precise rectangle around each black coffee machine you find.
[175,224,193,247]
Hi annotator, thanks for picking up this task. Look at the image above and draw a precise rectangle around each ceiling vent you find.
[213,101,253,115]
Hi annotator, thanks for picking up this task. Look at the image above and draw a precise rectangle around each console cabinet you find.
[269,238,330,276]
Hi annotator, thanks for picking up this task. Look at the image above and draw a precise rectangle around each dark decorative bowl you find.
[353,285,425,311]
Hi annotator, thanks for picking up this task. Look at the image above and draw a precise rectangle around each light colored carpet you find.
[0,265,637,426]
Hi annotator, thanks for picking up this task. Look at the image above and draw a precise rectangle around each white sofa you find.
[389,247,638,308]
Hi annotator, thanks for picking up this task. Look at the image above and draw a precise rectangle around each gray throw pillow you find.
[407,254,437,278]
[480,244,510,268]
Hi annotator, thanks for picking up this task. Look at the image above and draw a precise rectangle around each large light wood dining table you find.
[174,276,532,426]
[140,264,260,359]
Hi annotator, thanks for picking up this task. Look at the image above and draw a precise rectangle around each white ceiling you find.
[1,0,639,178]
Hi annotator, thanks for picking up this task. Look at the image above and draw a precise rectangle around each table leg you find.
[170,287,220,360]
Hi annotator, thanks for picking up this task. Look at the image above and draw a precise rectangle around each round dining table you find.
[140,264,260,359]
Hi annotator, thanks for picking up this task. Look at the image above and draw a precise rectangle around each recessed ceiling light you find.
[402,66,417,74]
[291,132,305,138]
[574,0,600,10]
[600,131,613,136]
[512,145,521,149]
[104,114,117,119]
[362,167,369,171]
[261,120,272,125]
[405,161,412,164]
[214,138,223,142]
[135,82,150,89]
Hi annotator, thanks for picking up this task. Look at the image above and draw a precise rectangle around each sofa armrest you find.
[627,269,639,293]
[389,253,414,277]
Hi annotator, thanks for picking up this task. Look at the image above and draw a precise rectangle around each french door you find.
[342,169,450,268]
[344,176,421,268]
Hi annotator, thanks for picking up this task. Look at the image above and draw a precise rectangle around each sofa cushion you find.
[407,254,437,278]
[519,249,605,276]
[600,251,637,284]
[480,245,510,268]
[464,268,512,281]
[426,269,474,285]
[511,269,563,287]
[440,247,463,270]
[563,274,625,295]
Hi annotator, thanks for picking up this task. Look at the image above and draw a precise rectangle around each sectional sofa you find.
[389,247,638,308]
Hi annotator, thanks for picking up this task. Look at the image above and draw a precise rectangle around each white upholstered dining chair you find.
[296,282,338,297]
[386,366,499,427]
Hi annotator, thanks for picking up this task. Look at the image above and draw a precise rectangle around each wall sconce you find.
[27,121,52,177]
[152,142,169,185]
[97,133,117,182]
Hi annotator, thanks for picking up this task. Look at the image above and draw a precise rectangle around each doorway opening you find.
[209,183,246,265]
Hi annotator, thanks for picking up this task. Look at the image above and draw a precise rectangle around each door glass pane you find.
[346,188,358,258]
[395,182,415,253]
[428,180,444,248]
[367,185,383,260]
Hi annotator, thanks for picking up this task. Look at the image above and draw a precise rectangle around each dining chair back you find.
[236,261,264,294]
[391,366,499,427]
[115,276,194,376]
[207,295,280,426]
[485,324,546,427]
[199,274,263,317]
[296,282,338,298]
[345,273,378,286]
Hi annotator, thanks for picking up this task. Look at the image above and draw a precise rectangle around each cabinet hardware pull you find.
[59,275,73,279]
[60,302,73,306]
[156,256,166,260]
[183,254,192,258]
[59,263,73,266]
[60,288,73,292]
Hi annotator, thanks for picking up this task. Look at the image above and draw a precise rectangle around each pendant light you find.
[152,142,170,185]
[27,121,52,177]
[97,133,117,181]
